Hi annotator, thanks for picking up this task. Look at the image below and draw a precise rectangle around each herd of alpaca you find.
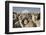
[13,12,40,28]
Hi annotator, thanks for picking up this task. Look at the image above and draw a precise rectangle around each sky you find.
[13,7,40,13]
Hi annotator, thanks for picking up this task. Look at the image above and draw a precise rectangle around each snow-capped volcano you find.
[22,10,29,13]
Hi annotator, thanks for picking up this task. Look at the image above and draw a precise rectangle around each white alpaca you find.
[32,13,40,27]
